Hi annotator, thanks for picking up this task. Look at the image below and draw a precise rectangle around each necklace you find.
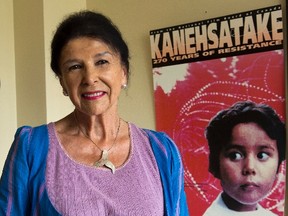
[74,112,121,174]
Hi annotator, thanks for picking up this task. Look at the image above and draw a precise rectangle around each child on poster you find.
[203,101,286,216]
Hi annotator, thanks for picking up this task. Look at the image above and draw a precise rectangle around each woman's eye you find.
[96,59,108,65]
[68,64,82,71]
[257,152,269,161]
[227,152,243,161]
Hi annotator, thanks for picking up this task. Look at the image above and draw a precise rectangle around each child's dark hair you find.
[205,101,286,179]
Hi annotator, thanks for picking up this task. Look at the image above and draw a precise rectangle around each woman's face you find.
[59,37,127,116]
[219,122,279,211]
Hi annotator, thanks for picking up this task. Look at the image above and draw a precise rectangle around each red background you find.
[154,50,286,215]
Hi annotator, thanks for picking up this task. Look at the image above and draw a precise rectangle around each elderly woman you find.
[0,11,188,215]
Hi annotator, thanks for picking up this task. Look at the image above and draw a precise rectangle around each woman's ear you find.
[121,66,128,87]
[59,77,68,96]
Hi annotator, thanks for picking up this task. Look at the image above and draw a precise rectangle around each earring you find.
[63,90,68,96]
[121,84,127,89]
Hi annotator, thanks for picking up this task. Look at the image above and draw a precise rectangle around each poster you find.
[150,5,285,215]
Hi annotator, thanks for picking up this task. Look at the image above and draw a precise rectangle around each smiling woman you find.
[0,10,189,216]
[59,37,126,117]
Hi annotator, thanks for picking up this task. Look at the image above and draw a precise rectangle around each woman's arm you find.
[0,127,32,215]
[145,129,189,216]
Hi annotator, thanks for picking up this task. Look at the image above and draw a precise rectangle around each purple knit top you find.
[46,122,164,216]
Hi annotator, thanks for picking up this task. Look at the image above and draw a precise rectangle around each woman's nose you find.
[82,66,98,85]
[242,156,256,176]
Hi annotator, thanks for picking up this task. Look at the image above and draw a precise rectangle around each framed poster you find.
[150,5,285,215]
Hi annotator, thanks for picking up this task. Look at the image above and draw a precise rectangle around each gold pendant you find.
[94,150,116,174]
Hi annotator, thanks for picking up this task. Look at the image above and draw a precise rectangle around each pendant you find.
[94,150,116,174]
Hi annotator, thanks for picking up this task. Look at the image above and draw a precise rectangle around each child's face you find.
[219,122,279,211]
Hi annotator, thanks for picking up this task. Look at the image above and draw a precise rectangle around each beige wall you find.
[14,0,46,127]
[0,0,286,211]
[0,0,17,171]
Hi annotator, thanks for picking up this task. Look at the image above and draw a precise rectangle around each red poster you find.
[150,5,285,215]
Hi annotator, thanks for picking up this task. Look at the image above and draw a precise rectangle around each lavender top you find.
[46,122,164,216]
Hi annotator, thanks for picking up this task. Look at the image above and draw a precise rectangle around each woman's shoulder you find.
[15,124,49,140]
[16,123,48,132]
[132,124,179,156]
[13,124,50,154]
[128,122,168,137]
[13,124,50,169]
[142,128,175,147]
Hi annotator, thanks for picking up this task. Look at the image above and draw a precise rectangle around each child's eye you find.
[257,152,269,161]
[227,152,243,161]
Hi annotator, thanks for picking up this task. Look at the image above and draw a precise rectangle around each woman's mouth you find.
[82,91,106,100]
